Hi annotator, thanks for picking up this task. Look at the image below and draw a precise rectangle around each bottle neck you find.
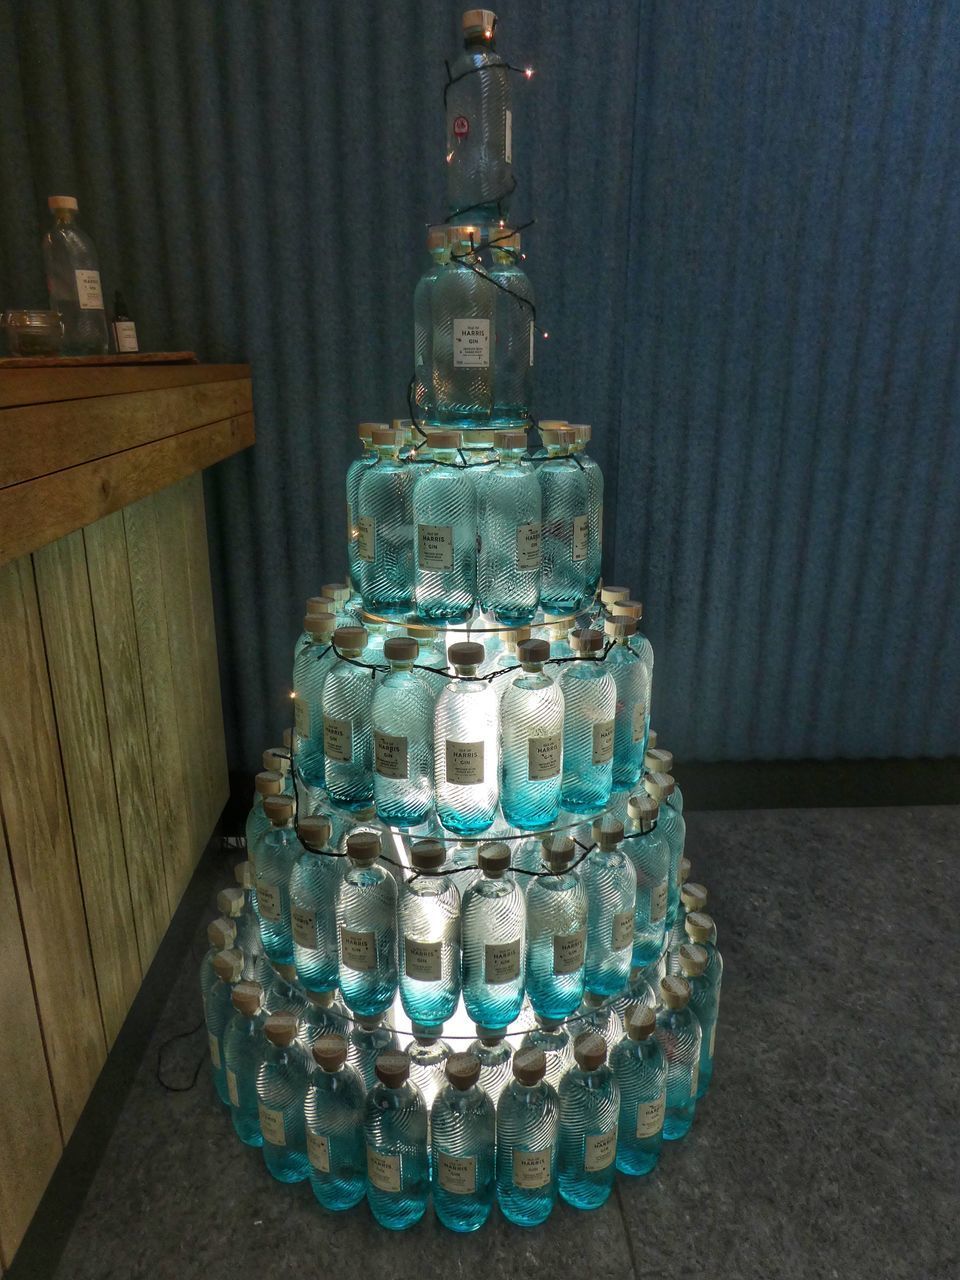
[53,209,76,225]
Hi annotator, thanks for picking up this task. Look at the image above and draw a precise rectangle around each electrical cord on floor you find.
[156,1019,207,1092]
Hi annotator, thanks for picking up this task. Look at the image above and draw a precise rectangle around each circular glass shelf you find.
[359,605,586,636]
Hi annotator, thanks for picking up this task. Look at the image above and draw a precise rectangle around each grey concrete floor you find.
[17,806,960,1280]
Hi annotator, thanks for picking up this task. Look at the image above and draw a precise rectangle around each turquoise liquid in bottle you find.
[609,1003,667,1175]
[461,843,526,1030]
[655,976,702,1140]
[604,617,647,790]
[645,772,686,931]
[304,1033,367,1211]
[256,1014,311,1183]
[524,836,587,1021]
[322,627,375,810]
[204,949,243,1106]
[467,1026,513,1106]
[496,1048,559,1227]
[560,629,616,812]
[624,793,671,967]
[356,427,416,611]
[476,429,542,622]
[289,815,343,994]
[431,1052,496,1233]
[398,839,462,1031]
[254,795,299,967]
[335,831,398,1018]
[371,636,436,825]
[346,423,381,589]
[581,816,637,998]
[558,1032,620,1210]
[538,426,590,613]
[222,980,267,1147]
[500,638,564,828]
[293,612,337,789]
[364,1051,430,1230]
[682,913,723,1098]
[434,641,500,835]
[413,431,477,622]
[570,425,603,600]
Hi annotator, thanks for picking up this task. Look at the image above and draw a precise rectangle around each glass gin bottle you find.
[490,231,535,426]
[408,1028,453,1116]
[255,795,299,967]
[538,425,590,613]
[322,627,375,810]
[605,617,647,790]
[468,1024,513,1106]
[305,1034,367,1212]
[609,1004,667,1175]
[646,743,683,812]
[414,229,448,419]
[347,1014,398,1091]
[289,815,342,994]
[500,637,563,828]
[519,1016,574,1091]
[461,842,525,1030]
[42,196,109,354]
[431,1052,496,1233]
[625,793,670,968]
[558,1032,620,1210]
[336,831,398,1018]
[644,772,686,932]
[613,600,654,756]
[245,770,282,883]
[683,912,723,1098]
[476,428,542,622]
[346,423,383,586]
[356,426,416,611]
[430,226,495,427]
[655,976,702,1140]
[398,839,462,1031]
[204,948,243,1106]
[570,425,603,599]
[256,1013,311,1183]
[364,1051,429,1230]
[525,835,587,1021]
[434,641,500,834]
[200,916,236,1004]
[496,1049,559,1227]
[371,636,436,825]
[445,11,513,221]
[413,430,477,622]
[581,816,637,997]
[223,980,267,1146]
[293,611,337,789]
[560,629,616,812]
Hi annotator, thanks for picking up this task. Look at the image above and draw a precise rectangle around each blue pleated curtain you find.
[2,0,958,768]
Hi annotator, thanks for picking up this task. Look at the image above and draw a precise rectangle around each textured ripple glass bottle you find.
[496,1048,559,1227]
[501,638,563,828]
[655,976,702,1140]
[256,1014,310,1183]
[560,629,616,812]
[399,839,462,1031]
[644,772,686,931]
[254,795,299,967]
[476,429,542,622]
[356,426,416,611]
[414,231,448,419]
[347,1014,398,1091]
[609,1004,667,1175]
[304,1034,367,1212]
[364,1051,429,1231]
[200,916,236,1004]
[219,880,262,982]
[570,425,603,600]
[666,879,708,958]
[413,431,477,621]
[408,1028,453,1116]
[322,627,374,810]
[525,836,587,1020]
[336,831,398,1018]
[372,636,436,825]
[682,913,723,1098]
[296,988,348,1063]
[233,856,264,954]
[445,11,513,222]
[490,232,535,425]
[431,227,496,427]
[434,641,500,834]
[42,196,109,354]
[204,948,243,1105]
[245,770,282,886]
[289,816,342,994]
[346,423,383,588]
[624,793,670,967]
[293,611,337,789]
[223,980,267,1146]
[581,816,637,997]
[569,990,625,1059]
[406,620,450,697]
[462,842,525,1029]
[520,1016,574,1091]
[604,617,647,790]
[538,425,590,613]
[431,1052,496,1232]
[468,1025,513,1106]
[613,600,654,757]
[646,743,683,812]
[558,1032,620,1209]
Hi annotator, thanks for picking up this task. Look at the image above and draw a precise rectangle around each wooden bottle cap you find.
[374,1051,410,1088]
[207,917,236,950]
[612,599,643,619]
[627,792,659,829]
[660,975,691,1010]
[643,771,676,800]
[685,911,715,944]
[678,856,692,885]
[573,1031,607,1072]
[264,1013,299,1047]
[478,842,510,877]
[304,612,336,637]
[541,834,574,868]
[571,627,603,653]
[322,583,350,604]
[625,1004,656,1041]
[212,948,243,984]
[263,748,291,775]
[346,830,381,864]
[448,640,485,669]
[512,1048,546,1085]
[263,794,294,826]
[334,626,367,655]
[446,1052,481,1090]
[384,636,419,663]
[677,943,708,977]
[599,584,629,605]
[517,637,549,666]
[305,988,335,1008]
[231,981,263,1016]
[217,887,245,919]
[592,816,624,851]
[603,616,635,639]
[299,815,332,849]
[234,860,254,889]
[411,839,446,871]
[312,1034,348,1072]
[681,883,708,912]
[254,770,282,797]
[645,747,674,773]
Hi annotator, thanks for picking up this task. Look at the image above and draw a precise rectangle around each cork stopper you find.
[495,429,527,449]
[263,748,291,775]
[446,1052,481,1090]
[384,636,419,663]
[425,429,461,449]
[271,961,297,984]
[356,1014,383,1031]
[346,830,381,865]
[234,860,254,890]
[570,423,592,443]
[518,637,550,668]
[625,1004,656,1041]
[647,728,658,749]
[304,612,336,638]
[263,793,294,827]
[426,225,446,252]
[677,943,708,977]
[538,423,571,445]
[264,1013,299,1047]
[448,640,485,670]
[212,948,243,984]
[358,421,388,440]
[600,584,629,606]
[582,990,605,1010]
[478,842,511,877]
[475,1024,505,1046]
[681,883,708,912]
[645,747,674,774]
[644,771,676,801]
[371,426,403,447]
[305,988,335,1008]
[299,815,332,850]
[48,195,79,210]
[604,616,635,639]
[374,1051,410,1088]
[679,856,692,885]
[254,770,282,797]
[573,1031,607,1072]
[612,599,643,620]
[685,911,715,944]
[322,583,350,604]
[660,975,691,1010]
[571,627,603,654]
[541,833,575,870]
[593,816,625,852]
[411,839,446,872]
[627,791,659,830]
[207,917,236,950]
[216,888,245,920]
[312,1033,349,1073]
[231,981,263,1016]
[512,1048,546,1085]
[334,626,367,656]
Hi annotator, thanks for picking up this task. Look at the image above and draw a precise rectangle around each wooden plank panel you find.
[32,533,142,1045]
[0,411,254,568]
[0,817,63,1269]
[0,555,105,1136]
[83,513,172,971]
[0,362,248,410]
[0,379,253,488]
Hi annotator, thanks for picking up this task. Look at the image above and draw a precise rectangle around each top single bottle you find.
[446,11,514,223]
[42,197,110,355]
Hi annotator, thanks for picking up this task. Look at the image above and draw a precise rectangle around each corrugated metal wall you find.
[3,0,958,768]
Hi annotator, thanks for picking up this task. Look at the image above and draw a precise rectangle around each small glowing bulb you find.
[521,252,527,260]
[446,151,454,163]
[289,690,296,699]
[542,331,549,339]
[524,66,534,79]
[499,218,505,229]
[484,29,492,38]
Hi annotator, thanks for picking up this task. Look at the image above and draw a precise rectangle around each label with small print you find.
[226,1068,239,1108]
[527,732,561,781]
[256,879,282,923]
[690,1060,700,1097]
[258,1103,286,1146]
[375,730,408,780]
[592,720,615,765]
[553,928,586,975]
[367,1147,401,1193]
[632,701,647,745]
[404,936,442,983]
[445,739,484,786]
[516,520,542,570]
[294,696,310,739]
[112,319,138,352]
[208,1032,221,1070]
[357,515,375,562]
[418,523,454,572]
[438,1151,476,1195]
[292,905,317,949]
[709,1023,717,1057]
[323,714,352,763]
[513,1147,551,1189]
[307,1130,331,1173]
[650,879,668,924]
[453,318,490,368]
[612,909,634,951]
[584,1127,618,1172]
[529,318,535,367]
[484,938,521,984]
[74,268,104,310]
[636,1093,665,1139]
[572,514,589,562]
[504,108,513,164]
[340,926,376,972]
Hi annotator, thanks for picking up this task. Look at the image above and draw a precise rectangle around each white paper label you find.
[292,904,317,949]
[453,318,490,368]
[307,1130,331,1173]
[584,1127,618,1172]
[513,1147,551,1189]
[516,520,542,570]
[636,1093,665,1139]
[553,928,586,975]
[208,1032,221,1070]
[504,108,513,164]
[226,1067,239,1108]
[340,926,376,972]
[709,1022,717,1057]
[358,515,375,562]
[632,701,647,745]
[529,318,535,367]
[323,714,352,763]
[258,1103,286,1146]
[418,523,454,571]
[404,936,442,982]
[75,268,103,310]
[572,514,589,562]
[257,880,281,923]
[612,909,634,951]
[438,1151,476,1194]
[484,938,521,984]
[592,720,614,765]
[528,732,561,780]
[112,319,138,352]
[690,1060,700,1097]
[294,696,310,739]
[375,730,408,780]
[445,739,484,785]
[650,879,668,924]
[367,1146,401,1192]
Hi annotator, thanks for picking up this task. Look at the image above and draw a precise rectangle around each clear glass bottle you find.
[364,1051,430,1230]
[233,859,264,958]
[42,196,109,354]
[496,1048,559,1227]
[462,842,525,1029]
[223,980,267,1147]
[569,990,624,1058]
[610,967,658,1023]
[305,1033,367,1211]
[467,1024,513,1106]
[372,636,436,824]
[216,887,259,983]
[644,772,686,932]
[289,815,343,994]
[682,913,723,1098]
[609,1004,667,1175]
[476,428,541,622]
[254,795,299,967]
[413,430,477,621]
[322,626,375,810]
[406,620,450,696]
[448,834,482,897]
[244,770,283,891]
[500,638,563,827]
[347,423,384,588]
[569,425,603,600]
[431,1052,496,1232]
[398,839,462,1031]
[429,226,496,428]
[256,1013,311,1182]
[604,617,647,790]
[560,628,616,812]
[445,11,513,220]
[296,988,349,1066]
[414,229,449,420]
[356,427,416,611]
[525,835,587,1020]
[407,1027,453,1115]
[612,599,654,756]
[544,612,575,672]
[434,640,500,834]
[581,816,637,997]
[293,611,337,789]
[204,948,243,1106]
[347,1013,398,1091]
[487,625,528,703]
[666,879,708,957]
[558,1032,620,1209]
[624,792,671,969]
[519,1015,574,1091]
[538,425,590,613]
[336,831,398,1018]
[645,744,683,811]
[655,976,702,1140]
[489,231,535,426]
[200,916,237,1004]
